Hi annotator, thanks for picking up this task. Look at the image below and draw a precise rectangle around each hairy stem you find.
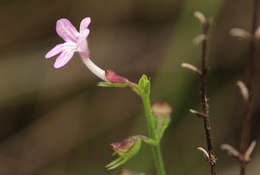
[200,20,217,175]
[239,0,259,174]
[142,93,166,175]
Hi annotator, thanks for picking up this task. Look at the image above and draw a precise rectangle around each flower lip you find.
[56,18,79,42]
[45,43,64,59]
[54,50,74,69]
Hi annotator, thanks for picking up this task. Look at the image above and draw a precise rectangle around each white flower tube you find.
[81,57,106,81]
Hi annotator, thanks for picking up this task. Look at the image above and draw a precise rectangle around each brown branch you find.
[193,11,217,175]
[239,0,259,174]
[200,19,217,175]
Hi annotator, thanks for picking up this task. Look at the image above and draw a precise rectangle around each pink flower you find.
[45,17,91,69]
[45,17,126,83]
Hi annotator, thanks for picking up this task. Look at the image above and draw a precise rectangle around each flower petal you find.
[80,17,91,33]
[45,43,64,59]
[77,29,90,58]
[54,50,74,69]
[56,18,79,42]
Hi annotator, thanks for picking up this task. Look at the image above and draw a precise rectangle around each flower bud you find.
[152,101,172,117]
[105,69,127,83]
[106,136,142,170]
[111,136,138,154]
[152,102,172,140]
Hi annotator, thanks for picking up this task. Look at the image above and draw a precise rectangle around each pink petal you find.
[45,43,64,59]
[80,17,91,33]
[56,18,79,42]
[54,50,74,69]
[77,29,90,58]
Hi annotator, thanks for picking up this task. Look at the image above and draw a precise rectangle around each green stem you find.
[142,93,166,175]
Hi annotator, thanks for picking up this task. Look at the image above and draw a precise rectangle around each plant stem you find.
[200,20,217,175]
[142,93,166,175]
[239,0,259,174]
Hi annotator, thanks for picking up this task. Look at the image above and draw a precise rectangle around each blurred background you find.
[0,0,259,174]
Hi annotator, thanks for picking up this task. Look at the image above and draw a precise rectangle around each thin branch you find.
[239,0,259,175]
[194,11,217,175]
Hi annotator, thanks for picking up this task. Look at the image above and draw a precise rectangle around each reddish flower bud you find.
[152,101,172,116]
[105,69,127,83]
[111,137,137,153]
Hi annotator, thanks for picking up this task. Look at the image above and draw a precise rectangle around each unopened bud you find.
[105,69,127,83]
[111,137,137,153]
[152,102,172,140]
[107,136,142,170]
[152,101,172,117]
